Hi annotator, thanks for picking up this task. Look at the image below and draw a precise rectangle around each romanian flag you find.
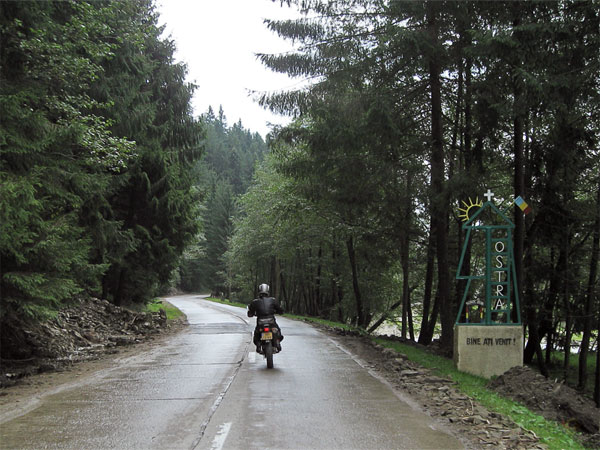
[514,196,532,215]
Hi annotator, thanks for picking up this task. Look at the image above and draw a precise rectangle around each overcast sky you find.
[156,0,303,137]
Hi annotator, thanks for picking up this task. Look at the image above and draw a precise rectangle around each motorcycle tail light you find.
[264,327,270,332]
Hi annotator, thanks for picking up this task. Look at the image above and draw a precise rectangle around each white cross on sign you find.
[484,189,494,202]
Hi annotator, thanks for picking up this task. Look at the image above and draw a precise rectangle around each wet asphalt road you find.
[0,294,463,449]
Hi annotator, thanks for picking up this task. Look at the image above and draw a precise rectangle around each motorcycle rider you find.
[247,283,284,353]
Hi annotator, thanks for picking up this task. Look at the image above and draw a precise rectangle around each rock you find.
[423,376,450,384]
[382,348,397,358]
[399,370,421,377]
[462,414,489,425]
[448,391,468,401]
[156,309,168,326]
[83,332,101,343]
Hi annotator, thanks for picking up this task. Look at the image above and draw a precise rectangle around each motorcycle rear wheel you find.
[265,341,274,368]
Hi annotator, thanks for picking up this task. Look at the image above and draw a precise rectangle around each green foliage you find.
[1,1,202,318]
[0,1,127,318]
[226,152,348,311]
[177,109,268,294]
[200,107,267,195]
[231,0,600,387]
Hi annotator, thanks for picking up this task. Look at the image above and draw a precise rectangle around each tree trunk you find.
[401,263,407,339]
[456,31,473,319]
[525,309,549,377]
[522,241,548,376]
[254,264,259,299]
[418,226,436,345]
[427,289,441,342]
[579,177,599,390]
[448,52,463,181]
[368,300,402,334]
[401,176,412,339]
[346,236,365,328]
[545,320,556,366]
[562,234,572,382]
[563,313,573,382]
[287,257,297,313]
[269,256,278,299]
[279,266,288,311]
[464,47,473,172]
[513,68,526,327]
[316,245,323,313]
[595,311,600,406]
[510,11,549,376]
[407,289,415,341]
[330,238,344,322]
[427,1,452,352]
[402,237,415,340]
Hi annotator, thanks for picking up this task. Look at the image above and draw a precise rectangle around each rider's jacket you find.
[247,296,283,319]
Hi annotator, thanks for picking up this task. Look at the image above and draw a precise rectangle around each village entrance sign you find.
[453,189,523,378]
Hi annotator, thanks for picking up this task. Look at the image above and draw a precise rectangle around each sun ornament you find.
[458,197,483,222]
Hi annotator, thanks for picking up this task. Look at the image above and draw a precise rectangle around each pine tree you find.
[100,7,203,303]
[1,1,203,316]
[178,109,268,294]
[0,1,133,317]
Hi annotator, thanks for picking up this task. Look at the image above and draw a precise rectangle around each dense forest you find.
[222,0,599,402]
[0,0,269,313]
[178,107,268,294]
[0,0,598,404]
[0,1,202,312]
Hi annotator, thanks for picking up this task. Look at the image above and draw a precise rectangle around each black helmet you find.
[258,284,270,296]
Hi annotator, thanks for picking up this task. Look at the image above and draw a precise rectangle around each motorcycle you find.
[257,317,281,369]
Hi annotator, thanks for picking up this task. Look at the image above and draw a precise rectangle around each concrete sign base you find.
[454,324,523,379]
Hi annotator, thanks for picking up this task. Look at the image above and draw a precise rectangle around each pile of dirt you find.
[488,366,599,447]
[0,297,172,388]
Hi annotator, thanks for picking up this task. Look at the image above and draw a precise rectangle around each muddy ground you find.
[1,299,598,449]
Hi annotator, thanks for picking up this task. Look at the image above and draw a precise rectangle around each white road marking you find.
[210,422,232,450]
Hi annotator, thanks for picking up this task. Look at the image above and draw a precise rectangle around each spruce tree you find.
[0,1,133,317]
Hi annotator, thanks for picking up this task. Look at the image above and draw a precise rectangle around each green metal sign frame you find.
[455,200,522,326]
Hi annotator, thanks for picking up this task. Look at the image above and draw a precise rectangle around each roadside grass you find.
[206,297,248,309]
[283,313,360,332]
[145,298,185,320]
